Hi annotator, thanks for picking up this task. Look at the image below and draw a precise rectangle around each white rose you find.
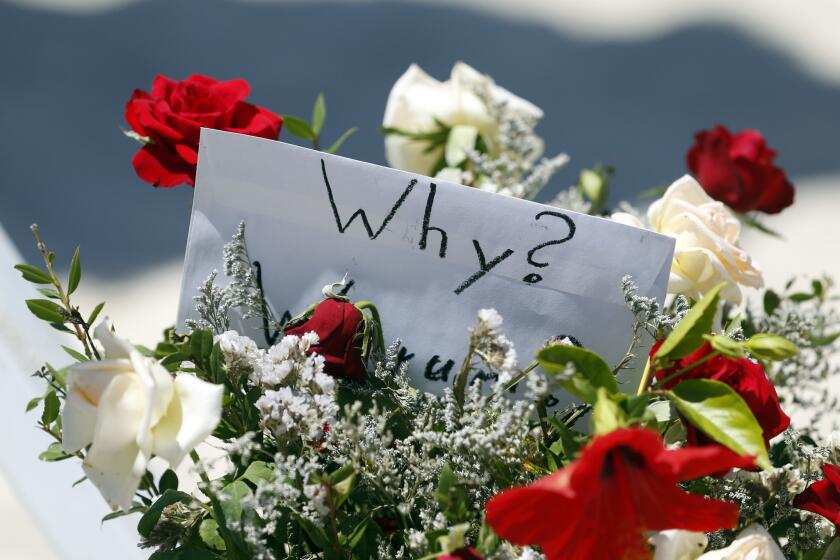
[612,175,762,303]
[62,323,223,510]
[650,530,708,560]
[697,524,784,560]
[382,61,542,174]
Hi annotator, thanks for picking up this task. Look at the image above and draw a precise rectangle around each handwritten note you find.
[177,129,675,402]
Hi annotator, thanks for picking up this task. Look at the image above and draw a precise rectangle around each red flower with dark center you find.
[794,463,840,525]
[650,339,790,449]
[125,74,282,187]
[485,428,753,560]
[686,125,794,214]
[284,298,366,381]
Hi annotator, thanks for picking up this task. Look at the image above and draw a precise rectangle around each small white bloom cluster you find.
[252,333,338,445]
[472,308,518,384]
[457,82,569,200]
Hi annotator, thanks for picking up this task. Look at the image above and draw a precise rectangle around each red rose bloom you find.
[485,428,752,560]
[439,547,483,560]
[686,125,794,214]
[794,463,840,525]
[651,339,790,449]
[284,298,366,381]
[125,74,282,187]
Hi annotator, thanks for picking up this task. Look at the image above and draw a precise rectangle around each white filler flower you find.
[382,61,542,175]
[62,323,223,510]
[613,175,763,303]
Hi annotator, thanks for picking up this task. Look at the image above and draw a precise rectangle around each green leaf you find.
[38,442,72,462]
[62,345,88,362]
[536,344,618,402]
[763,290,781,316]
[25,299,66,323]
[41,390,60,425]
[190,329,213,363]
[311,93,326,135]
[158,469,179,493]
[14,264,53,285]
[199,518,226,551]
[37,287,61,299]
[667,379,770,469]
[326,127,358,154]
[87,301,105,326]
[737,212,782,238]
[239,460,275,485]
[808,331,840,347]
[101,504,145,523]
[745,334,799,361]
[68,247,81,295]
[282,115,316,140]
[592,388,625,434]
[789,292,815,302]
[654,283,725,363]
[703,334,745,359]
[137,490,192,537]
[25,397,43,413]
[220,480,251,523]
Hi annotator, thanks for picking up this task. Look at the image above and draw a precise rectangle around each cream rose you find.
[651,530,708,560]
[62,323,223,510]
[698,524,784,559]
[382,61,542,175]
[613,175,762,303]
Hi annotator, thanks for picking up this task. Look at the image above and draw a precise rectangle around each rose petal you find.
[151,374,223,469]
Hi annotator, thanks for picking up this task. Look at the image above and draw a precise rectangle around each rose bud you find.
[284,297,382,382]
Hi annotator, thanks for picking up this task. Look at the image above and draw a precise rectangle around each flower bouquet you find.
[14,64,840,560]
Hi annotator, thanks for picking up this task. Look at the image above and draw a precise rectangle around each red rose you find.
[686,125,794,214]
[485,428,752,559]
[794,463,840,526]
[651,339,790,448]
[125,74,282,188]
[284,298,366,381]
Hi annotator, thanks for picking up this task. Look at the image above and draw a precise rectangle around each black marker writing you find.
[321,159,416,239]
[419,183,448,258]
[522,211,576,284]
[424,355,455,382]
[454,240,515,295]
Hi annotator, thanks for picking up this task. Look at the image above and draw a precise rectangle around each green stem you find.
[635,358,652,396]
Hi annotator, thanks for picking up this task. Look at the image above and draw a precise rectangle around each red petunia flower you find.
[794,463,840,525]
[650,339,790,450]
[485,428,753,560]
[125,74,282,188]
[686,125,794,214]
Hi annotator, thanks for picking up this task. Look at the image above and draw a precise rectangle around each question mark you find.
[522,211,576,284]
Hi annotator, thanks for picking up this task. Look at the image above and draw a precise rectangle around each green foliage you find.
[283,94,357,154]
[536,343,618,402]
[67,247,81,295]
[654,283,725,363]
[159,470,179,493]
[745,333,799,361]
[667,379,770,469]
[137,490,193,537]
[576,164,612,214]
[14,263,52,284]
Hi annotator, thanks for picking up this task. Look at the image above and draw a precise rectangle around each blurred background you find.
[1,0,838,557]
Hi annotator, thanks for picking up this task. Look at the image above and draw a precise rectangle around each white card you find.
[177,129,674,403]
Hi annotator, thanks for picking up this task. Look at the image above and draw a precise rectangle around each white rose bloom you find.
[697,524,784,560]
[62,323,224,510]
[612,175,762,303]
[382,61,542,174]
[650,530,708,560]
